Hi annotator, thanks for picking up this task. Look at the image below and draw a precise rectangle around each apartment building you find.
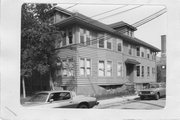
[47,7,160,96]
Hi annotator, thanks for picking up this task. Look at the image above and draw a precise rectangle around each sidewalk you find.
[94,94,139,109]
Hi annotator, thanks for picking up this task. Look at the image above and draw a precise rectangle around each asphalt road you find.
[102,97,166,109]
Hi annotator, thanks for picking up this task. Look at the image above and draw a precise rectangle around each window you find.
[86,30,91,45]
[147,54,150,59]
[136,66,140,77]
[147,66,150,76]
[49,92,71,101]
[129,45,132,55]
[62,31,66,46]
[99,38,104,48]
[86,59,91,76]
[80,58,91,76]
[80,28,85,44]
[61,58,74,77]
[117,62,123,77]
[98,60,105,76]
[62,59,68,76]
[136,47,140,56]
[68,58,74,76]
[80,58,85,76]
[152,67,155,75]
[107,40,112,49]
[68,29,73,44]
[107,61,112,76]
[141,52,144,57]
[141,66,144,77]
[117,42,122,52]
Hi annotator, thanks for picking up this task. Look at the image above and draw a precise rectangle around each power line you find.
[132,8,167,27]
[90,5,128,18]
[65,3,79,10]
[97,5,143,21]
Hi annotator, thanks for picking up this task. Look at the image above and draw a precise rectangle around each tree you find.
[21,3,62,96]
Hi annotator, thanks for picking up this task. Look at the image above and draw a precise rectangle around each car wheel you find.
[155,93,160,100]
[140,96,145,100]
[78,104,88,108]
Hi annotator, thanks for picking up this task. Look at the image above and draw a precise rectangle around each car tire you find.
[140,96,145,100]
[155,93,160,100]
[78,104,88,108]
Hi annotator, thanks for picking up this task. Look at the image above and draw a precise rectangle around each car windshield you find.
[150,84,159,88]
[29,93,48,102]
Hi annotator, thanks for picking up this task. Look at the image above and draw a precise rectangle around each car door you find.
[48,92,77,108]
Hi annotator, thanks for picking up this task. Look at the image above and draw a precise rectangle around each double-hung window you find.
[98,60,105,76]
[99,37,105,48]
[68,29,73,44]
[80,28,85,44]
[136,66,140,77]
[106,61,112,76]
[117,62,123,77]
[80,58,91,76]
[62,31,66,46]
[86,59,91,76]
[86,30,91,45]
[136,47,140,56]
[141,66,144,77]
[118,43,122,52]
[147,66,150,77]
[107,38,112,50]
[80,58,85,76]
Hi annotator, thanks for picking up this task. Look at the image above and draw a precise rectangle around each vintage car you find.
[24,90,99,108]
[138,83,166,100]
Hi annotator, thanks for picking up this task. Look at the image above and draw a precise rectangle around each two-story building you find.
[46,7,160,96]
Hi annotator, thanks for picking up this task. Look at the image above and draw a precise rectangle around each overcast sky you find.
[57,1,167,55]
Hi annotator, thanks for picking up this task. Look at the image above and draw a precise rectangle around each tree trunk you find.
[22,76,26,98]
[49,72,54,90]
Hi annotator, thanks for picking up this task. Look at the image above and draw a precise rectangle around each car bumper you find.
[139,94,156,98]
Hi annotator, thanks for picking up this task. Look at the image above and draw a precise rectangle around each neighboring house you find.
[46,7,160,96]
[156,35,166,83]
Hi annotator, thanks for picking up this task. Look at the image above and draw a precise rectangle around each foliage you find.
[21,3,61,77]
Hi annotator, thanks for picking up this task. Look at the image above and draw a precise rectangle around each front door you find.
[126,63,134,82]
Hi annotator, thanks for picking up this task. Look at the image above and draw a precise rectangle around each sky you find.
[56,1,167,56]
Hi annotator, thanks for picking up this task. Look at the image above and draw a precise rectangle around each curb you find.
[94,96,139,109]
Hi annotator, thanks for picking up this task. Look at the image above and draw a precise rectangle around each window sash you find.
[107,41,112,49]
[117,63,122,77]
[118,43,122,51]
[136,66,140,77]
[99,38,104,48]
[107,61,112,76]
[99,61,105,76]
[141,66,144,77]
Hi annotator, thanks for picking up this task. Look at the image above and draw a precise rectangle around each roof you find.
[125,59,140,64]
[109,21,137,31]
[51,7,160,52]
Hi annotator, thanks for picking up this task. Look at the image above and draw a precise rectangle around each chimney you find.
[161,35,166,58]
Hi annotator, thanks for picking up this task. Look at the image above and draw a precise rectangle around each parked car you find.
[138,83,166,100]
[24,90,99,108]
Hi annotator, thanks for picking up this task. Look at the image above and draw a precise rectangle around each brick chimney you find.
[161,35,166,58]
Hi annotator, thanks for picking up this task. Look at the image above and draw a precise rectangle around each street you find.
[100,97,166,109]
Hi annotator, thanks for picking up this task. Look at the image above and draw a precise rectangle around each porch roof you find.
[125,59,140,65]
